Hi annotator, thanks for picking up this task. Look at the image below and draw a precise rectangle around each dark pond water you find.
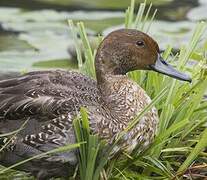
[0,0,206,72]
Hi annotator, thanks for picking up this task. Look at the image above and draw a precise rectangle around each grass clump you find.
[68,20,98,78]
[69,0,207,179]
[73,108,104,180]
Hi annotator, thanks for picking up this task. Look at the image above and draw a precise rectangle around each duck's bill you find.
[149,54,192,83]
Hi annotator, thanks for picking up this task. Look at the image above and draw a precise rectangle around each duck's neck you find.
[95,58,125,86]
[96,59,141,123]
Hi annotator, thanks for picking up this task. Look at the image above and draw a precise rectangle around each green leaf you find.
[178,128,207,173]
[0,143,80,174]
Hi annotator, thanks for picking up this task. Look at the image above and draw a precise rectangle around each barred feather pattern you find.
[0,70,158,179]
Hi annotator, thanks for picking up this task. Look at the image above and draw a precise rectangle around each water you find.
[0,0,206,72]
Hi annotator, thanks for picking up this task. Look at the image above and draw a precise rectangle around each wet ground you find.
[0,0,206,72]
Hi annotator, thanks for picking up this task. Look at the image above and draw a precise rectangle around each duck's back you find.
[0,70,101,179]
[0,70,100,120]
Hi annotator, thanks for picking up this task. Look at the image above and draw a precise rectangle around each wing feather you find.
[0,70,100,120]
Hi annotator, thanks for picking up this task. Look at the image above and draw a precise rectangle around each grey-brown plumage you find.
[0,29,191,179]
[0,70,100,179]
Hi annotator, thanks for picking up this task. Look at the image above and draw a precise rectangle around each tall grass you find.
[69,0,207,179]
[68,20,98,78]
[73,108,103,180]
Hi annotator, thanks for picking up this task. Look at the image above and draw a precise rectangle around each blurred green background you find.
[0,0,206,72]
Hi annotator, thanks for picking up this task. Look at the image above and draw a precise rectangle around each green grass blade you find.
[0,143,80,174]
[0,119,29,152]
[123,87,168,133]
[178,128,207,173]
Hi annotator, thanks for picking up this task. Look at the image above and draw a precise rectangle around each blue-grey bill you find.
[149,54,192,83]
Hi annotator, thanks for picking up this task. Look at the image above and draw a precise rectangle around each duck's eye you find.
[136,40,145,47]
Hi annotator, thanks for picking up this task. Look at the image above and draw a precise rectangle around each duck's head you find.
[95,29,191,83]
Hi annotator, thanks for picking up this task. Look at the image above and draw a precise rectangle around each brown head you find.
[95,29,191,84]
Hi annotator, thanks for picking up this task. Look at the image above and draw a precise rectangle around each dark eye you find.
[136,40,145,47]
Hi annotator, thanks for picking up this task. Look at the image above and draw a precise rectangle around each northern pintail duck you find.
[0,29,191,179]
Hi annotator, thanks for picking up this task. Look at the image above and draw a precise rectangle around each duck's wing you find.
[0,70,100,177]
[0,72,20,81]
[1,113,77,161]
[0,114,78,179]
[0,70,100,121]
